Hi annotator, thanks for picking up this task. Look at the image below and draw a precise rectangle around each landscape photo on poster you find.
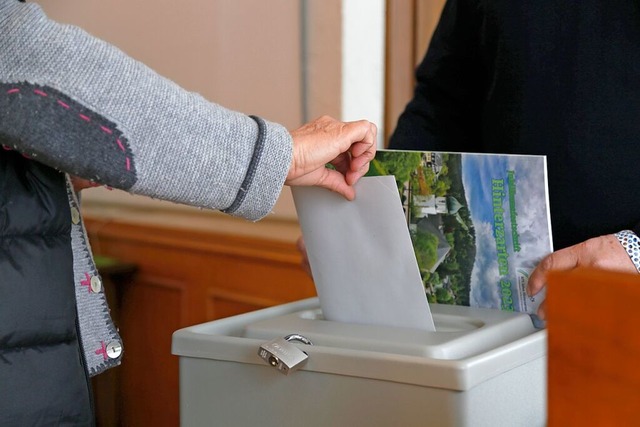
[366,149,553,314]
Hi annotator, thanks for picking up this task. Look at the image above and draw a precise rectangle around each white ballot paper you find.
[292,175,436,331]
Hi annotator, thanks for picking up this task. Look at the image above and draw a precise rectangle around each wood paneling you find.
[546,268,640,425]
[384,0,447,144]
[384,0,416,143]
[119,277,185,427]
[85,217,315,427]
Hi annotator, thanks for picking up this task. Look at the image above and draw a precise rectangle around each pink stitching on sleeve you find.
[3,85,133,175]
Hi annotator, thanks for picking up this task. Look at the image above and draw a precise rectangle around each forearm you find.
[0,0,291,220]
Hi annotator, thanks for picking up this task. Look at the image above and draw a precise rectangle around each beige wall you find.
[37,0,338,128]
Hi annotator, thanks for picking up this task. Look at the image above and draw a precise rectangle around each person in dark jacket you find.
[388,0,640,319]
[0,1,376,425]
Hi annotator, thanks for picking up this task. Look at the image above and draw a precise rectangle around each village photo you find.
[366,150,553,314]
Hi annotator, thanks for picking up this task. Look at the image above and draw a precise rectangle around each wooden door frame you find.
[384,0,446,145]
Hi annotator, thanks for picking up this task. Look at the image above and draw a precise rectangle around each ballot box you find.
[172,298,546,427]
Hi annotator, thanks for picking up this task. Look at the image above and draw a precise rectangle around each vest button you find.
[90,275,102,293]
[70,207,81,224]
[106,340,123,359]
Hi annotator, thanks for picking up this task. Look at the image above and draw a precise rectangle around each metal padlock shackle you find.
[283,333,313,346]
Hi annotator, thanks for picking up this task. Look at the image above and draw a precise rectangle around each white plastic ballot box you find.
[172,298,546,427]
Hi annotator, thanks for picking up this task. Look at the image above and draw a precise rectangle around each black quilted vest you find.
[0,150,94,425]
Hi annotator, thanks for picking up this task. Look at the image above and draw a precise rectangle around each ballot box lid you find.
[172,298,546,390]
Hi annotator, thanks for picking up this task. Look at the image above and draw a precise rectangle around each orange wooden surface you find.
[547,267,640,425]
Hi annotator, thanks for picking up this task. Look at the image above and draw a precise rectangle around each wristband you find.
[614,230,640,273]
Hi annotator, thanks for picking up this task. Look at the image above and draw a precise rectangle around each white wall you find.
[341,0,386,147]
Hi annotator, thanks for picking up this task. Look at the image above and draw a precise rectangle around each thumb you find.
[315,168,356,200]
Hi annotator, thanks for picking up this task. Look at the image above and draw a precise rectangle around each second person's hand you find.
[527,234,637,320]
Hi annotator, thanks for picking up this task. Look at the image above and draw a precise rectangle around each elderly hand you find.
[527,234,637,320]
[286,115,377,200]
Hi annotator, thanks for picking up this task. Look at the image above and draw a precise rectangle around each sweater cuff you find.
[614,230,640,273]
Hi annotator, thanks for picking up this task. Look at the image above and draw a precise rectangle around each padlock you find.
[258,334,312,375]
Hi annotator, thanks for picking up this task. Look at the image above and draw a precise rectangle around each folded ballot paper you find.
[292,175,436,331]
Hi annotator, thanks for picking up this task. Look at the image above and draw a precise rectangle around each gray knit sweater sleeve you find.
[0,0,293,221]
